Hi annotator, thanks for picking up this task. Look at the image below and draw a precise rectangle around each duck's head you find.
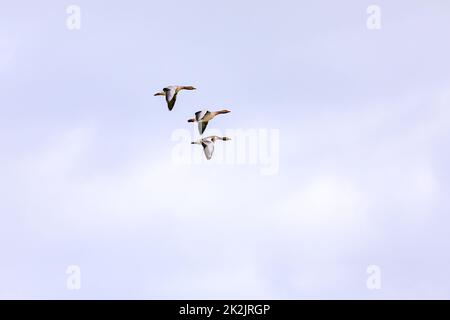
[184,86,196,90]
[154,91,165,96]
[222,137,231,141]
[220,109,231,114]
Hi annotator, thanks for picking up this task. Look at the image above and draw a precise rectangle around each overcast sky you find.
[1,0,450,299]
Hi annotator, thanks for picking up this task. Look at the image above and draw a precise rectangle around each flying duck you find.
[191,136,231,160]
[187,109,231,134]
[154,85,196,111]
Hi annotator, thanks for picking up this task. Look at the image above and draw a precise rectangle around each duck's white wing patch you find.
[202,139,214,160]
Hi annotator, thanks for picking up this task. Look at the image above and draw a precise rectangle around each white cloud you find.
[283,176,367,233]
[2,85,450,298]
[12,126,270,235]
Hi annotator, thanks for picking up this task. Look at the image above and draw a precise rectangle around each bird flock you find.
[154,85,232,160]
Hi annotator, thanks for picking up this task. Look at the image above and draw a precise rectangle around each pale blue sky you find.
[1,0,450,299]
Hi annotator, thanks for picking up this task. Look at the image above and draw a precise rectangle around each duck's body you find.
[188,109,231,134]
[191,136,231,160]
[154,85,196,111]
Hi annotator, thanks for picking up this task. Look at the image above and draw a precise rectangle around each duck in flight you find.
[187,109,231,134]
[154,85,196,111]
[191,136,231,160]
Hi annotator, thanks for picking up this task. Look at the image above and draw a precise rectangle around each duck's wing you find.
[198,121,209,134]
[167,95,177,111]
[195,110,209,121]
[164,87,177,111]
[201,139,214,160]
[195,110,210,134]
